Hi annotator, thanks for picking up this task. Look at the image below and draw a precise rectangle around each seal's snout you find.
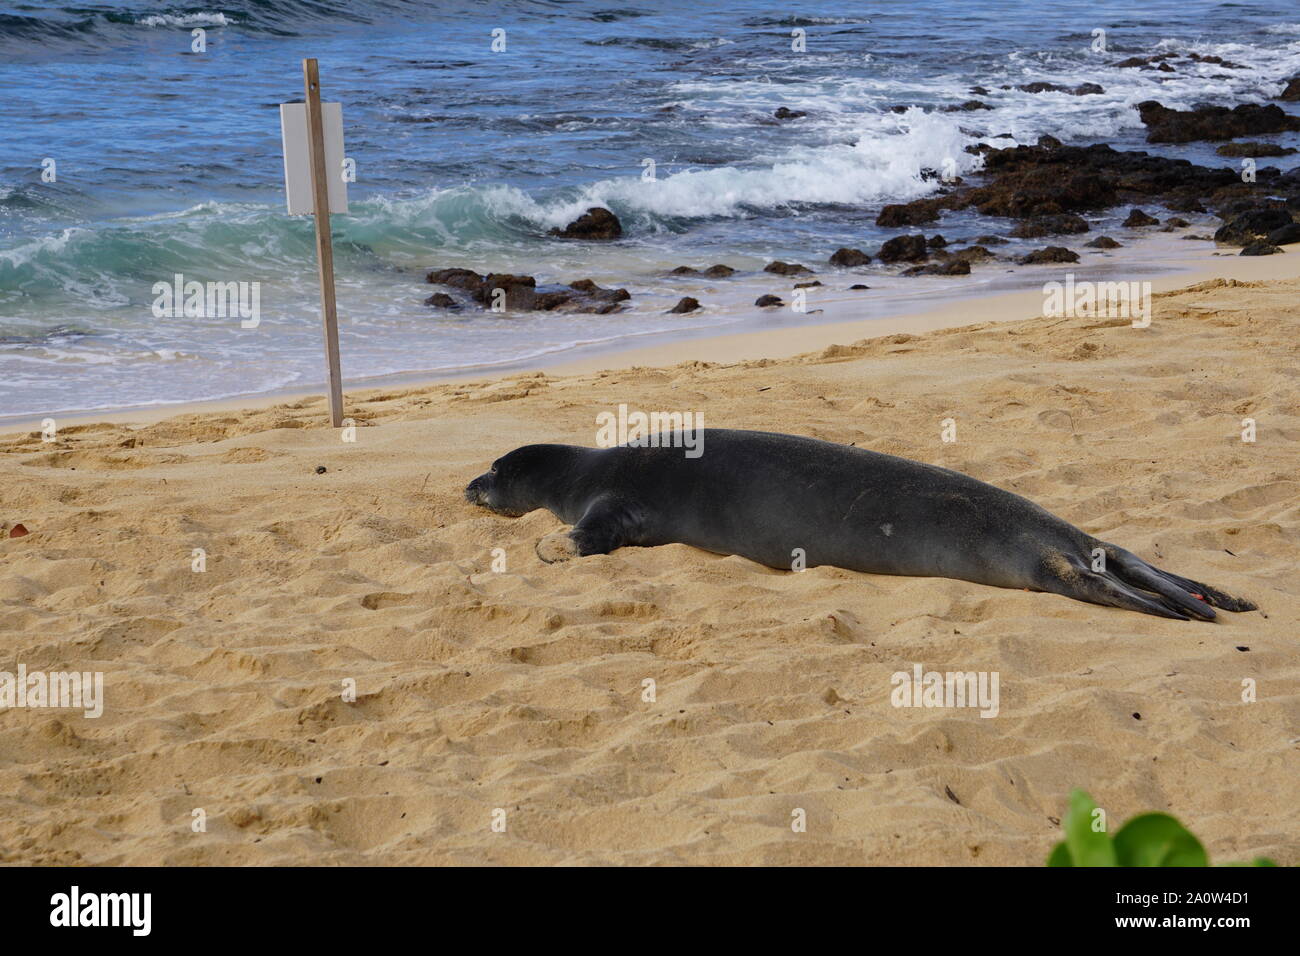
[464,472,491,507]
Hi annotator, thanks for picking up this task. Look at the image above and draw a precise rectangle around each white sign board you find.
[279,102,349,215]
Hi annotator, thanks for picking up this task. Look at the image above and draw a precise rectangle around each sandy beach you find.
[2,259,1296,866]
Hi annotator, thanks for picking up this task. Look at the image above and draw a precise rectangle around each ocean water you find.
[2,0,1299,419]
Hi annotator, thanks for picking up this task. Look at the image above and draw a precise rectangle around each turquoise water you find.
[1,1,1298,417]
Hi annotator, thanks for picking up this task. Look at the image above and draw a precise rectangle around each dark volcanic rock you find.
[428,269,631,313]
[1116,53,1236,73]
[1017,81,1104,95]
[668,297,701,313]
[764,261,811,276]
[549,206,623,240]
[568,278,631,304]
[1214,208,1294,245]
[1123,208,1160,227]
[973,234,1009,245]
[902,259,971,276]
[1240,241,1283,256]
[477,274,537,309]
[532,291,575,310]
[1018,246,1079,264]
[1135,100,1300,143]
[876,198,944,226]
[673,264,736,277]
[794,280,822,288]
[1013,81,1066,93]
[1017,82,1066,93]
[1279,77,1300,102]
[964,155,1117,218]
[853,139,1300,263]
[755,295,784,307]
[1037,134,1063,149]
[849,284,870,290]
[773,107,807,120]
[1115,55,1166,68]
[1188,52,1243,68]
[1269,222,1300,245]
[1010,214,1090,238]
[426,267,484,290]
[1085,236,1122,249]
[942,100,992,112]
[878,234,929,263]
[1215,141,1297,157]
[927,234,947,248]
[829,247,871,267]
[950,245,993,262]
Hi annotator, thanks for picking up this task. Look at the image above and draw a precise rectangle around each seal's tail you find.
[1046,545,1256,621]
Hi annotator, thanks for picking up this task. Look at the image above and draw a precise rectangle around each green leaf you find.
[1065,789,1117,867]
[1113,813,1208,867]
[1047,841,1072,867]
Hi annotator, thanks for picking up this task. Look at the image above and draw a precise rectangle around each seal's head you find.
[465,443,575,517]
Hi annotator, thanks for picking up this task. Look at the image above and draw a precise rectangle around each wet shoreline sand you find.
[6,239,1297,432]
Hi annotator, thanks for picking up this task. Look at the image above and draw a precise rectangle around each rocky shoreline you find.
[424,91,1300,317]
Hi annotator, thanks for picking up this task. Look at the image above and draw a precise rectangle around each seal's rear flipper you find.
[1074,568,1194,620]
[1044,551,1210,620]
[1108,555,1217,621]
[1148,567,1257,612]
[1104,545,1256,615]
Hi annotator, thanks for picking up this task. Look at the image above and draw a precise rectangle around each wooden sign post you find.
[303,59,344,428]
[279,59,348,427]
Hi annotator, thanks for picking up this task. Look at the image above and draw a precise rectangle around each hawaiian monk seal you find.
[464,428,1255,621]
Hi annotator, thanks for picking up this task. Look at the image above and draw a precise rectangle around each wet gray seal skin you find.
[464,429,1256,621]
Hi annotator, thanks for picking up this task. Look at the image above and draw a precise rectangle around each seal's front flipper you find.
[537,495,643,562]
[536,531,579,564]
[568,494,643,556]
